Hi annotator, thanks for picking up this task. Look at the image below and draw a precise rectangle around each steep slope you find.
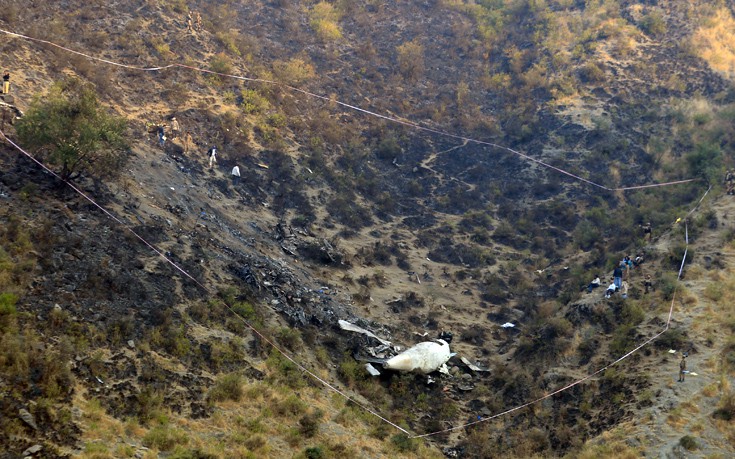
[2,1,735,458]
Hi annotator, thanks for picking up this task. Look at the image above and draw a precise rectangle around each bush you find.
[207,373,244,403]
[298,409,324,438]
[275,394,307,417]
[16,76,128,181]
[679,435,697,451]
[143,426,189,451]
[0,292,18,331]
[713,391,735,421]
[640,11,666,37]
[655,328,686,350]
[390,433,417,453]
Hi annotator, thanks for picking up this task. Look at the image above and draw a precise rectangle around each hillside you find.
[1,1,735,458]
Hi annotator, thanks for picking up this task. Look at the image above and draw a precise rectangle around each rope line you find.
[2,127,705,439]
[0,129,410,435]
[0,25,711,439]
[413,203,703,438]
[0,27,698,192]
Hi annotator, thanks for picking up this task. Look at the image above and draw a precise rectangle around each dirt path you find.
[626,192,735,457]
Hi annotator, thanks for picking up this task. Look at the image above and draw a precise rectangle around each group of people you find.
[186,10,203,32]
[586,252,651,299]
[151,115,246,180]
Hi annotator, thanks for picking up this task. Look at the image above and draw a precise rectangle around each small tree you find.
[16,77,128,181]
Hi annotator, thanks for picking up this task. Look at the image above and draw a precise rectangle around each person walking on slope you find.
[2,71,9,94]
[208,146,217,169]
[157,124,166,148]
[231,165,240,184]
[183,131,193,154]
[170,117,180,139]
[678,354,687,382]
[644,273,654,294]
[642,222,652,242]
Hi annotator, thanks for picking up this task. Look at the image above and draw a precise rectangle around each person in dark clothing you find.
[678,354,687,382]
[2,71,9,94]
[157,125,166,148]
[644,274,654,294]
[613,265,623,290]
[642,222,652,242]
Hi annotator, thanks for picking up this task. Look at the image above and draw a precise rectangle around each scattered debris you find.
[357,339,454,375]
[338,320,392,346]
[22,444,42,456]
[18,408,38,430]
[460,357,491,372]
[365,363,381,376]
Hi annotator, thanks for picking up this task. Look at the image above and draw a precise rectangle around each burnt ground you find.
[2,115,734,457]
[1,1,735,457]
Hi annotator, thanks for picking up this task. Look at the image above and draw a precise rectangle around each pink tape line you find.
[0,130,411,435]
[0,27,698,192]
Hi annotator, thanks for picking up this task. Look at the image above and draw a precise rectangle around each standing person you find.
[613,264,623,290]
[170,117,180,139]
[195,11,202,31]
[231,165,241,184]
[642,222,652,242]
[726,169,734,195]
[644,274,654,294]
[183,131,193,154]
[186,11,194,32]
[622,255,633,280]
[207,146,217,169]
[157,125,166,148]
[678,354,687,382]
[2,71,9,94]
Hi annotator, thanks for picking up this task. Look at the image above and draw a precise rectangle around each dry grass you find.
[692,8,735,78]
[573,425,643,459]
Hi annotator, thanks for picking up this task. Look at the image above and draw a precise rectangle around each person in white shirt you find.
[586,275,601,293]
[605,282,616,299]
[207,146,217,169]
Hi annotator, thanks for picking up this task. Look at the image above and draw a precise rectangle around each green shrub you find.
[640,11,666,37]
[298,409,324,438]
[303,446,325,459]
[266,350,305,389]
[659,274,678,301]
[16,76,128,181]
[713,391,735,421]
[209,53,233,84]
[655,328,686,350]
[207,373,244,403]
[275,394,307,417]
[610,323,637,356]
[143,426,189,451]
[390,433,418,453]
[0,292,18,330]
[276,327,301,351]
[679,435,697,451]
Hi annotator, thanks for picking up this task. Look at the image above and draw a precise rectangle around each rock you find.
[22,444,42,456]
[127,340,135,348]
[53,303,62,311]
[18,408,38,430]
